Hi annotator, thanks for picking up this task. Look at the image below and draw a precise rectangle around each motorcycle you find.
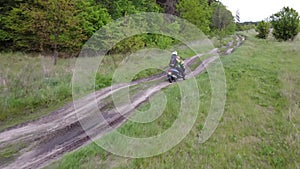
[167,67,185,83]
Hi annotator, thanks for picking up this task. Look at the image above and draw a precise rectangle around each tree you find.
[212,4,234,32]
[0,0,24,50]
[77,0,111,37]
[270,7,300,41]
[28,0,85,64]
[1,5,32,51]
[211,3,235,46]
[3,0,88,64]
[208,0,219,6]
[256,20,270,39]
[99,0,160,19]
[157,0,178,15]
[177,0,212,34]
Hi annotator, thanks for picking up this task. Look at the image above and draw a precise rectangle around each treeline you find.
[0,0,236,58]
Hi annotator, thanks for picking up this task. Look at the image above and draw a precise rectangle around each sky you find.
[219,0,300,22]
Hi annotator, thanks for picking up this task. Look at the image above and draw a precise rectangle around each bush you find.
[256,21,270,39]
[270,7,300,41]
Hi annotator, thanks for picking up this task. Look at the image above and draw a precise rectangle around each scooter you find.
[167,67,185,83]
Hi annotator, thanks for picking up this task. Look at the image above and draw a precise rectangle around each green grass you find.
[0,38,211,131]
[46,32,300,168]
[0,142,27,166]
[0,53,115,131]
[0,53,74,130]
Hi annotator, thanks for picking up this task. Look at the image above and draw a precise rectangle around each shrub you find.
[270,7,300,41]
[256,21,270,39]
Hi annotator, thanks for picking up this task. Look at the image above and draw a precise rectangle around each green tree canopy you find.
[0,0,235,57]
[177,0,212,34]
[270,7,300,41]
[211,4,235,31]
[210,3,235,46]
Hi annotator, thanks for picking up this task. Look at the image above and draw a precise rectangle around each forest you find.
[0,0,237,59]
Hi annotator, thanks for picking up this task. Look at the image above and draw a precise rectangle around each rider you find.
[169,51,185,78]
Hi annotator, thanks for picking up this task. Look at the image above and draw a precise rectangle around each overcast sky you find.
[219,0,300,22]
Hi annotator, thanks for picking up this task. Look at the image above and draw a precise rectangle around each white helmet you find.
[172,51,177,55]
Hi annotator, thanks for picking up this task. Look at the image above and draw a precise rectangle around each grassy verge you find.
[0,53,114,131]
[47,32,300,168]
[0,53,74,130]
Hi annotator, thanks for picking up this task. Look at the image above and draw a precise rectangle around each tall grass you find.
[0,53,73,130]
[47,32,300,168]
[0,53,114,130]
[0,39,210,131]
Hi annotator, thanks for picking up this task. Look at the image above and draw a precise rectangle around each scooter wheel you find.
[168,76,173,83]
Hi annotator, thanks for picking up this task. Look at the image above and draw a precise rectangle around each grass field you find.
[0,54,74,130]
[0,35,215,131]
[46,32,300,168]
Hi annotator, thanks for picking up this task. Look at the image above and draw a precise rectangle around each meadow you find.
[45,32,300,168]
[1,31,299,168]
[0,36,216,131]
